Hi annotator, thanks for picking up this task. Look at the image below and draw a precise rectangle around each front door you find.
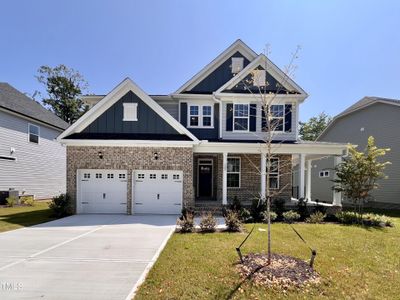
[198,159,213,198]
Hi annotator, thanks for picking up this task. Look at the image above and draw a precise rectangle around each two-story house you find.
[58,40,346,214]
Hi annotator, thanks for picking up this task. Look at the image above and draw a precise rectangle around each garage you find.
[133,170,183,214]
[77,169,128,214]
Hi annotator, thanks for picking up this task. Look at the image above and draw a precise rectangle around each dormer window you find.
[188,104,213,128]
[231,57,244,74]
[123,103,138,121]
[253,69,266,87]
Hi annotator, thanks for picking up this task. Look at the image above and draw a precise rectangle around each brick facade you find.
[66,146,194,214]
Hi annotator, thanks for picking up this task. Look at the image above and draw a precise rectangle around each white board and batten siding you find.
[221,101,298,141]
[0,110,66,199]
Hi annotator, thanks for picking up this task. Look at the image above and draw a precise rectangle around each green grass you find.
[136,212,400,300]
[0,201,57,232]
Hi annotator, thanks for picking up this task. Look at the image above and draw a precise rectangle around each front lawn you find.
[135,212,400,299]
[0,201,57,232]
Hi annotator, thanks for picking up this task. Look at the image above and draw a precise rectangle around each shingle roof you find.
[336,96,400,119]
[0,82,69,130]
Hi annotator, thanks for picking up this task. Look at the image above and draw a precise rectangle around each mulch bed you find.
[238,253,321,289]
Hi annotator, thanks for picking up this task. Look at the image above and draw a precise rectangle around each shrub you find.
[283,210,300,223]
[297,198,309,220]
[336,211,394,227]
[335,211,359,225]
[199,212,217,233]
[261,211,277,223]
[306,211,326,224]
[49,193,73,217]
[272,198,286,217]
[180,207,194,219]
[6,196,17,207]
[177,213,195,233]
[229,196,242,212]
[238,208,252,223]
[250,198,266,222]
[21,195,35,206]
[224,210,242,232]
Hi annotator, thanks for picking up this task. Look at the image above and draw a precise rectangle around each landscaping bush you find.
[283,210,300,223]
[224,210,242,232]
[306,211,326,224]
[250,198,266,222]
[261,211,277,223]
[177,212,195,233]
[20,195,35,206]
[229,196,242,212]
[48,193,73,217]
[6,196,17,207]
[238,208,252,223]
[199,212,217,233]
[336,211,394,227]
[180,207,194,220]
[272,197,286,218]
[296,198,309,220]
[335,211,360,225]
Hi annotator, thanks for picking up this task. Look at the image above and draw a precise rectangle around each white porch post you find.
[299,154,306,199]
[222,152,228,205]
[306,159,312,201]
[261,153,266,200]
[333,156,343,206]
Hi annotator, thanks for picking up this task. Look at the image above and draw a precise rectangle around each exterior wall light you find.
[154,152,159,160]
[98,151,103,159]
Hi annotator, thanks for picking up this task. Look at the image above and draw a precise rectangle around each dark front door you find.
[198,164,213,198]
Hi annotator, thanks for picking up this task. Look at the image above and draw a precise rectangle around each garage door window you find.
[107,174,114,179]
[119,174,126,179]
[137,174,145,179]
[96,173,102,179]
[84,173,90,179]
[161,174,168,179]
[150,174,156,179]
[173,174,180,180]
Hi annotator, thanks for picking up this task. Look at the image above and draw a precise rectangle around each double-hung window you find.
[267,158,279,189]
[233,104,249,131]
[227,157,240,188]
[270,105,284,132]
[188,104,213,128]
[28,124,39,144]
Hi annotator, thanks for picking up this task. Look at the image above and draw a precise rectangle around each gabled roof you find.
[215,54,308,97]
[174,39,257,94]
[58,78,198,142]
[0,82,68,130]
[318,96,400,140]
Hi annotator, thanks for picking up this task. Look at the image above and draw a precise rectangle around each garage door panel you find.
[133,170,182,214]
[77,170,127,214]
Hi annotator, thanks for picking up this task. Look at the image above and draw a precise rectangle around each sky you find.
[1,0,399,121]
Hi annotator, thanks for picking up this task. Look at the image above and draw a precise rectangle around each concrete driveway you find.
[0,214,177,300]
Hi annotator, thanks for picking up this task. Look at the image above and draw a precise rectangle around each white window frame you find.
[123,103,138,121]
[28,123,40,144]
[270,105,285,133]
[267,158,279,190]
[319,170,330,178]
[187,104,214,128]
[227,157,241,188]
[233,103,250,132]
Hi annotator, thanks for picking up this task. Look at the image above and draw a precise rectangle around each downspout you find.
[212,92,223,139]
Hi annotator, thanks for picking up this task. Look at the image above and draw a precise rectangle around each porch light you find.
[154,152,159,160]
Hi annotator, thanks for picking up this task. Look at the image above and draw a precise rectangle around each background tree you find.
[299,112,332,141]
[333,136,390,216]
[36,64,89,124]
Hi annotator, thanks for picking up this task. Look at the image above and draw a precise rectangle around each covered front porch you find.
[192,141,347,209]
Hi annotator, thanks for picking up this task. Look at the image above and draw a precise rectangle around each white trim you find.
[319,170,330,178]
[59,139,197,147]
[197,158,214,198]
[227,156,241,189]
[269,104,285,133]
[215,54,308,98]
[175,39,257,94]
[233,103,250,132]
[122,103,138,121]
[222,152,228,205]
[306,160,312,200]
[187,103,214,128]
[28,123,40,145]
[57,78,198,142]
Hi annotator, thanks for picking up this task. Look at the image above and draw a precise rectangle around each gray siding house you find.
[311,97,400,209]
[0,83,68,200]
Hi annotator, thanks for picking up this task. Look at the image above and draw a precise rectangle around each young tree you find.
[333,136,390,216]
[36,64,89,124]
[299,112,332,141]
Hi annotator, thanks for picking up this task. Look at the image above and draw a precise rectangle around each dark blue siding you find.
[82,91,180,135]
[187,52,250,94]
[284,104,292,132]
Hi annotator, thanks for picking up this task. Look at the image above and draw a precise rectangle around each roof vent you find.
[231,57,244,74]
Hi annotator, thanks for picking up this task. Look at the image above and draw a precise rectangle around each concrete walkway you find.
[0,214,177,300]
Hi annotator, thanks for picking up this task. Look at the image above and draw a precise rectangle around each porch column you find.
[306,159,312,201]
[222,152,228,205]
[333,156,343,206]
[260,153,266,200]
[298,154,306,199]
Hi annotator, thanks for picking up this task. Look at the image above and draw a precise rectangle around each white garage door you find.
[133,170,183,214]
[77,169,128,214]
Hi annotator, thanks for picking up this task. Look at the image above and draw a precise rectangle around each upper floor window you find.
[233,104,249,131]
[28,124,39,144]
[123,103,138,121]
[188,104,213,128]
[270,105,284,132]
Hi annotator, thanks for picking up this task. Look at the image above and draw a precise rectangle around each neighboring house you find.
[58,40,346,214]
[311,97,400,209]
[0,83,68,200]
